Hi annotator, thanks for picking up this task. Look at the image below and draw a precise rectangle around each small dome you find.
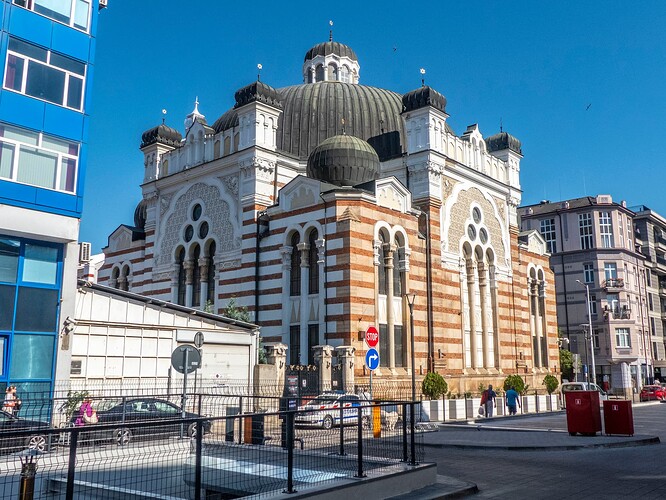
[486,131,522,155]
[140,124,182,149]
[134,199,147,231]
[307,134,379,187]
[402,86,447,113]
[234,81,283,110]
[304,41,358,63]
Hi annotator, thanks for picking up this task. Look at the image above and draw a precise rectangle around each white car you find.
[295,393,370,429]
[560,382,608,408]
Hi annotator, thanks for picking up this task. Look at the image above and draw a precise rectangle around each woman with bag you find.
[76,398,98,426]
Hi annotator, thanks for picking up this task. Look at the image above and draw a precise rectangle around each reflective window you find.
[0,238,19,283]
[0,285,15,330]
[15,287,59,332]
[0,123,79,193]
[13,0,91,32]
[5,38,86,111]
[10,334,55,379]
[22,244,58,284]
[0,337,5,376]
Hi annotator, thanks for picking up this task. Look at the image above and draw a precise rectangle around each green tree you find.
[421,372,448,400]
[503,374,526,395]
[223,297,266,364]
[543,374,559,394]
[560,348,576,382]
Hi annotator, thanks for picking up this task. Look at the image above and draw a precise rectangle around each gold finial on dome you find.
[329,20,333,41]
[420,68,426,87]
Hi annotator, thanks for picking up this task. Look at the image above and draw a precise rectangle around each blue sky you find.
[81,1,666,252]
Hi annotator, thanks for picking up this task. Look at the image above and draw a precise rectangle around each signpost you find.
[364,326,380,396]
[171,345,201,438]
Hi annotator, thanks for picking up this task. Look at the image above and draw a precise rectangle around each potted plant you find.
[543,374,560,410]
[421,372,448,422]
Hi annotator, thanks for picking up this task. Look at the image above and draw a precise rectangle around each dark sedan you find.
[72,398,211,445]
[0,410,50,453]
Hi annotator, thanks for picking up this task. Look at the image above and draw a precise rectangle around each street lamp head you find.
[406,294,416,306]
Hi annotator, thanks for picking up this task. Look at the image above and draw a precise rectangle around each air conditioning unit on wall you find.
[79,242,91,263]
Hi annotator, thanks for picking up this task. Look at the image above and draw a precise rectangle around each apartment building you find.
[519,195,650,396]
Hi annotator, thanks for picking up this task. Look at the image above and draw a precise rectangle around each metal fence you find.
[0,401,424,499]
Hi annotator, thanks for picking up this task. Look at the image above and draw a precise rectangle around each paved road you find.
[425,402,666,498]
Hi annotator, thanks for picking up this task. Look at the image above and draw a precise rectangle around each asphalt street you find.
[425,402,666,499]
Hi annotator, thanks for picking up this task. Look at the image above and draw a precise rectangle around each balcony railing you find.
[602,278,624,289]
[603,305,631,320]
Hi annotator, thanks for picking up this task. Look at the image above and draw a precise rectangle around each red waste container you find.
[565,391,601,436]
[603,400,634,436]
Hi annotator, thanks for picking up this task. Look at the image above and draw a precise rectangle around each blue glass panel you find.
[15,287,58,332]
[22,244,58,284]
[0,337,5,377]
[0,285,15,330]
[0,238,19,283]
[10,333,54,379]
[12,381,52,421]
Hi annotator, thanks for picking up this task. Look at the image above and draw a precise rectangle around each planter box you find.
[522,395,536,413]
[549,394,560,411]
[448,399,466,420]
[536,395,548,412]
[466,398,482,419]
[419,400,445,422]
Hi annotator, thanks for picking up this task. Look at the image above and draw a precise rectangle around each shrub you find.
[421,372,448,400]
[503,375,526,395]
[543,374,559,394]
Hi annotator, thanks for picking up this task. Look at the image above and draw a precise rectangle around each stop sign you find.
[365,326,379,348]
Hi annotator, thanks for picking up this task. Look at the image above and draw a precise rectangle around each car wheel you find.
[322,415,334,430]
[26,434,47,452]
[362,415,371,429]
[113,428,132,446]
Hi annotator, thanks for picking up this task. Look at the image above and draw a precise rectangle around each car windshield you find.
[306,396,339,406]
[95,399,121,411]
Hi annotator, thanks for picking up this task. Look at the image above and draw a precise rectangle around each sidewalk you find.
[421,410,660,451]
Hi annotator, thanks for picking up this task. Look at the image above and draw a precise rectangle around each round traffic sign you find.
[194,331,204,348]
[365,348,380,371]
[171,345,201,374]
[365,326,379,348]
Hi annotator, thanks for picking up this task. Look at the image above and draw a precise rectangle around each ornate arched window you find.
[223,136,231,155]
[121,265,130,291]
[290,233,301,296]
[308,230,319,294]
[207,241,216,307]
[177,248,186,306]
[192,245,201,307]
[111,267,120,289]
[315,64,325,82]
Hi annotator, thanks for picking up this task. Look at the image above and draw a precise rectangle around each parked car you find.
[70,398,211,445]
[560,382,608,408]
[639,385,666,402]
[0,409,50,453]
[295,392,370,429]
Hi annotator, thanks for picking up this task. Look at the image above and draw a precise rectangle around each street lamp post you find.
[576,280,596,385]
[407,294,416,402]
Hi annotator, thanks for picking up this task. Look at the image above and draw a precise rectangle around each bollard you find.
[355,407,365,478]
[338,405,346,456]
[18,462,36,500]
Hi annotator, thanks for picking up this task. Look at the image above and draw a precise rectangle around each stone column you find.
[531,280,542,368]
[313,345,334,392]
[184,260,195,307]
[199,257,209,307]
[478,263,490,369]
[171,266,179,304]
[467,259,478,369]
[265,343,288,390]
[336,346,356,393]
[298,242,310,365]
[538,282,547,369]
[385,243,396,370]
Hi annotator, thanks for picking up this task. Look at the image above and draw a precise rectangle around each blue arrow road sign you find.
[365,348,380,371]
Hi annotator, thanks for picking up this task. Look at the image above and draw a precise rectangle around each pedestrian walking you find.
[76,398,98,426]
[483,385,497,418]
[505,386,521,415]
[3,386,20,415]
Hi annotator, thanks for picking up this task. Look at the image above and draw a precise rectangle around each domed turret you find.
[302,40,360,84]
[234,80,283,109]
[486,131,522,155]
[307,134,379,187]
[402,86,447,114]
[140,124,182,149]
[134,199,147,231]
